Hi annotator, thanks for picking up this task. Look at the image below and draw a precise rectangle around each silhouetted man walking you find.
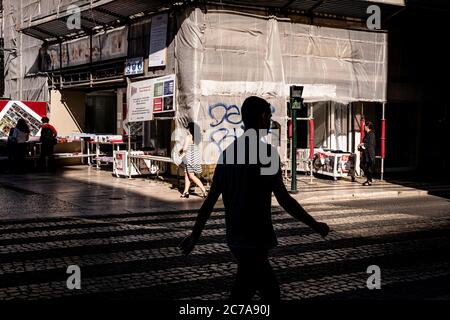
[179,96,329,302]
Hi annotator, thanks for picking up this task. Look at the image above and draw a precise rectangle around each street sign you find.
[125,57,144,76]
[289,85,304,193]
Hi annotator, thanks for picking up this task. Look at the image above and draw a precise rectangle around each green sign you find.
[291,99,302,110]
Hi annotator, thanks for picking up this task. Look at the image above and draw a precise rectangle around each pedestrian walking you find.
[358,121,376,186]
[179,96,330,301]
[179,122,207,198]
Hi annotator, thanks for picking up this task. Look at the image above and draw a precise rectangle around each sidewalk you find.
[0,166,449,220]
[292,175,435,203]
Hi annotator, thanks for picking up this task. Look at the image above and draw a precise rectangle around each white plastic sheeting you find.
[3,0,49,101]
[21,0,94,23]
[175,8,387,164]
[4,0,91,100]
[281,22,387,103]
[3,0,122,101]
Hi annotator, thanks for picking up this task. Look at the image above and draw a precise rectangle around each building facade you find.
[4,0,421,177]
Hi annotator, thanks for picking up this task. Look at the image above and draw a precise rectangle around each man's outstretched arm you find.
[179,166,223,255]
[273,172,329,237]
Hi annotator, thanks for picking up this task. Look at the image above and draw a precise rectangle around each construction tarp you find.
[175,8,387,164]
[3,0,49,101]
[21,0,88,22]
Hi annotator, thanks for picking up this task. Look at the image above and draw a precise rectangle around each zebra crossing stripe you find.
[3,217,446,260]
[1,213,447,255]
[0,204,340,230]
[1,229,449,276]
[0,215,423,254]
[0,209,391,241]
[0,233,339,275]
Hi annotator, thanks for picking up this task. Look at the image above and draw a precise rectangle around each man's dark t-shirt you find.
[212,135,280,250]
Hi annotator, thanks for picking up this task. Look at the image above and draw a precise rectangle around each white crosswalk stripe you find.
[0,209,406,241]
[0,212,440,254]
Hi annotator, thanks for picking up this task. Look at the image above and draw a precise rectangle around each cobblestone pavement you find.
[0,196,449,301]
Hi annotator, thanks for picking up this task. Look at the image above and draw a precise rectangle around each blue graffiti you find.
[209,127,239,154]
[208,102,277,154]
[271,105,276,114]
[208,103,243,127]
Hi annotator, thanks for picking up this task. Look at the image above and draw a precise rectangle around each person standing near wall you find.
[359,121,376,185]
[39,117,58,171]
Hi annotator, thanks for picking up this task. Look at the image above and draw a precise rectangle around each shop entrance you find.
[85,92,117,134]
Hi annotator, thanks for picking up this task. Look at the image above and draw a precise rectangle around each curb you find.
[298,189,430,204]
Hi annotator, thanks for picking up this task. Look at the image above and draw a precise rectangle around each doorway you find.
[85,92,117,134]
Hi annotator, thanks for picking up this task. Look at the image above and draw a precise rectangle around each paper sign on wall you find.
[128,74,176,123]
[148,13,168,68]
[129,79,154,122]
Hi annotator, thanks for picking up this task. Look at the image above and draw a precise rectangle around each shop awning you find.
[21,0,405,42]
[21,0,170,42]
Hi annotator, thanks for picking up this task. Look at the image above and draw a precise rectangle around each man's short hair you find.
[241,96,271,129]
[41,117,50,123]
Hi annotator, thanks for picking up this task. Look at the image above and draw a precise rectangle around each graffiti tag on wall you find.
[207,102,276,154]
[208,102,244,154]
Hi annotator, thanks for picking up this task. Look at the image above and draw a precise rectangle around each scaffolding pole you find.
[309,104,314,184]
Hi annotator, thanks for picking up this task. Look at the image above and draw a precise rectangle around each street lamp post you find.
[290,85,304,194]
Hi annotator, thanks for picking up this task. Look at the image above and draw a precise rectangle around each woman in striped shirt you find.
[179,122,207,198]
